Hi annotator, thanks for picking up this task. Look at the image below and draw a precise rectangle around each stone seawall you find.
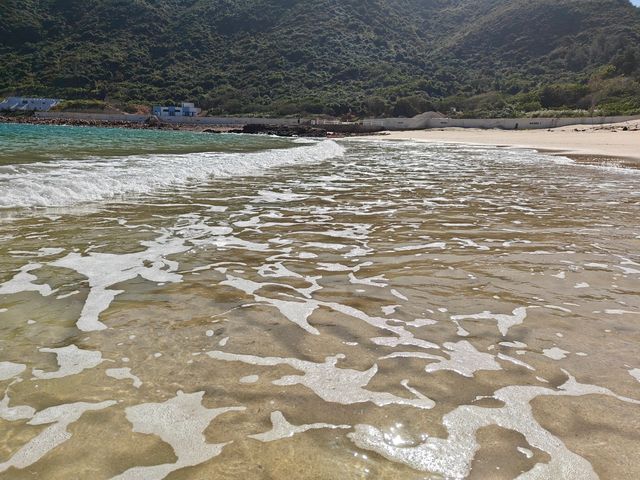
[364,114,640,130]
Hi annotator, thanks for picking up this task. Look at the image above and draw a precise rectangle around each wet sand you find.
[362,121,640,163]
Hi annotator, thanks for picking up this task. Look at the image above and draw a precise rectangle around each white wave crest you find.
[0,139,345,209]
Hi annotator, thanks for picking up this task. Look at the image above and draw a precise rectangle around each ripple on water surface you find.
[0,135,639,479]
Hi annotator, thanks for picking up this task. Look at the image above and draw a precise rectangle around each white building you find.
[0,97,61,112]
[152,102,201,117]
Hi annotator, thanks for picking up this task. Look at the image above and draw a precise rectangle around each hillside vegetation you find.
[1,0,639,117]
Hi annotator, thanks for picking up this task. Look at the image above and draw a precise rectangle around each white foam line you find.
[391,289,408,301]
[499,341,528,349]
[0,140,345,209]
[206,351,435,409]
[9,247,65,258]
[221,274,437,347]
[451,307,531,336]
[0,401,116,473]
[498,353,535,371]
[56,289,80,300]
[254,295,320,335]
[348,272,388,287]
[603,309,640,315]
[248,411,350,442]
[393,242,446,252]
[324,301,440,350]
[381,341,501,378]
[316,262,354,272]
[51,233,189,331]
[518,447,534,459]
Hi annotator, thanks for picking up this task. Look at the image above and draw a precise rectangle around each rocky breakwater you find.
[238,124,329,137]
[229,123,384,137]
[0,114,174,130]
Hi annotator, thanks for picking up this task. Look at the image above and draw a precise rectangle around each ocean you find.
[0,123,639,479]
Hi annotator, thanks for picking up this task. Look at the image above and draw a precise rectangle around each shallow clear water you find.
[0,123,293,163]
[0,127,639,479]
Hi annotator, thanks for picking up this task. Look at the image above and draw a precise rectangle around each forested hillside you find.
[1,0,639,117]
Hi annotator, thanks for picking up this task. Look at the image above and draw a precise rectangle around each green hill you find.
[1,0,639,117]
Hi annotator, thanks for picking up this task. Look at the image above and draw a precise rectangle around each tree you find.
[392,95,433,117]
[613,48,639,76]
[363,96,387,117]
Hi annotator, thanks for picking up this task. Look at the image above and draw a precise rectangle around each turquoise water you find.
[0,124,337,210]
[0,123,293,164]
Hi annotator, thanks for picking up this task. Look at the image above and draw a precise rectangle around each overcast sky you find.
[632,0,640,6]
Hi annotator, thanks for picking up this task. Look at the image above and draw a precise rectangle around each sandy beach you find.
[363,120,640,163]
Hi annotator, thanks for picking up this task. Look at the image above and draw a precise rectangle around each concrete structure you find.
[0,96,61,112]
[364,113,640,131]
[363,111,445,130]
[152,102,201,117]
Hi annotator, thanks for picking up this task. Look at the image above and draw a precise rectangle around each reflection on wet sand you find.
[1,140,639,479]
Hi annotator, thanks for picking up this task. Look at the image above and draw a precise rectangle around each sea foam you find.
[0,139,344,209]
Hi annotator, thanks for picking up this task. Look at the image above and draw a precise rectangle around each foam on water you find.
[111,391,245,479]
[451,307,531,336]
[0,394,36,422]
[542,347,570,360]
[0,139,345,209]
[1,137,640,477]
[380,341,501,378]
[498,353,535,371]
[248,411,350,443]
[0,263,53,296]
[106,368,143,389]
[0,361,26,381]
[51,232,189,331]
[0,401,116,473]
[207,350,435,409]
[32,345,103,380]
[348,372,640,479]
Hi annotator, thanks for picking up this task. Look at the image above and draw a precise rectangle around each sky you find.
[632,0,640,6]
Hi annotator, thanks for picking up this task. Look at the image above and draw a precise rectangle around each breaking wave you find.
[0,139,345,209]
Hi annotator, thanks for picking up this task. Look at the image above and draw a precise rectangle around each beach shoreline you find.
[355,120,640,164]
[4,116,639,159]
[0,115,358,137]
